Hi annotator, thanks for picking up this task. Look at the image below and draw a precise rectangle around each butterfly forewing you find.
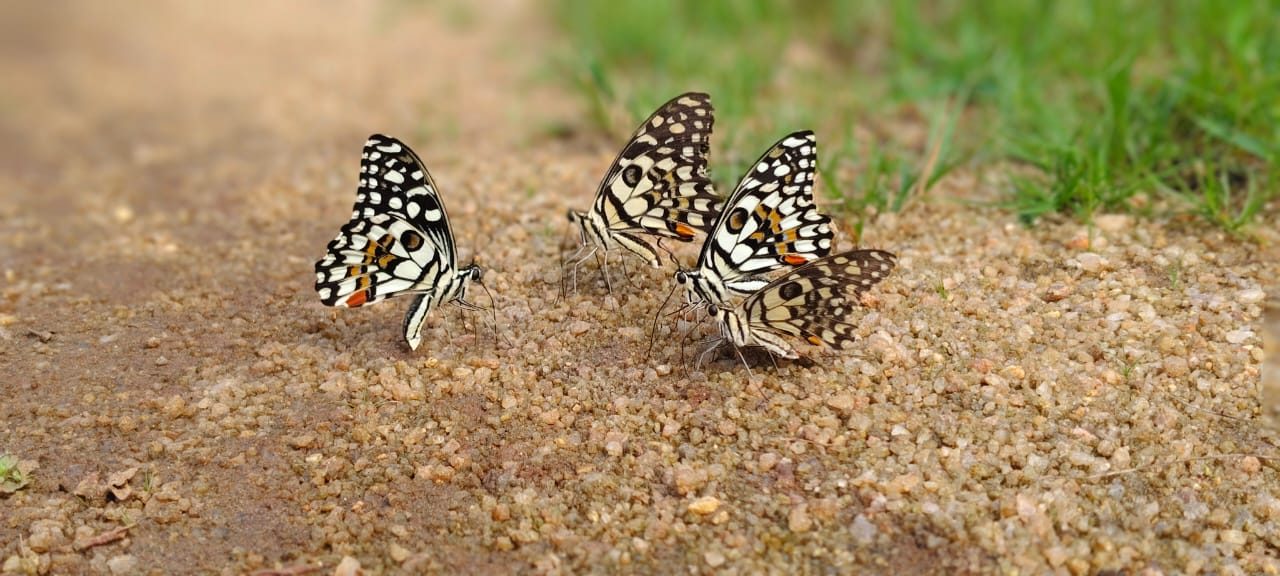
[594,92,720,241]
[314,134,480,351]
[741,249,896,350]
[683,131,833,306]
[315,135,460,309]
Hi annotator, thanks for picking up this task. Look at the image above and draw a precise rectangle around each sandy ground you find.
[2,3,1278,575]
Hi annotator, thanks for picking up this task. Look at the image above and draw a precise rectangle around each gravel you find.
[1,2,1277,575]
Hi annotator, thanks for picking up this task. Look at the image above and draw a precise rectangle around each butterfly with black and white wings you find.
[567,92,721,273]
[314,134,483,351]
[675,130,833,309]
[710,249,896,361]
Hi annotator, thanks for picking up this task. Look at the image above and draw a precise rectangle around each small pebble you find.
[1163,357,1189,377]
[673,465,706,495]
[850,514,877,544]
[1077,253,1105,273]
[333,556,362,576]
[826,393,857,413]
[688,496,722,515]
[1238,288,1265,304]
[788,505,812,533]
[108,555,138,576]
[1224,330,1252,344]
[1094,214,1132,233]
[1043,282,1072,302]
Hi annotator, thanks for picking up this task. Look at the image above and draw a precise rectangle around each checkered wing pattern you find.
[314,134,459,309]
[593,92,720,240]
[740,249,896,350]
[695,131,832,299]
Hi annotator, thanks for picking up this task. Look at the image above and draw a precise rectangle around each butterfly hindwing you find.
[739,249,896,354]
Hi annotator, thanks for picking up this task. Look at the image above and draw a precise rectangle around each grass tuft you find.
[1,453,31,494]
[550,0,1277,233]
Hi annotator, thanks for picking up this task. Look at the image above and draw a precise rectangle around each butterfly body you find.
[677,131,833,310]
[568,92,720,270]
[710,249,896,360]
[315,134,481,351]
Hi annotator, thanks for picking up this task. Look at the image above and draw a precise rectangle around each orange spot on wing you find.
[783,254,808,265]
[345,291,369,307]
[674,222,696,239]
[806,335,823,346]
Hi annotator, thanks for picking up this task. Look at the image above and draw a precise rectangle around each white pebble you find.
[1076,253,1105,273]
[851,514,877,544]
[1225,330,1253,344]
[1237,288,1265,304]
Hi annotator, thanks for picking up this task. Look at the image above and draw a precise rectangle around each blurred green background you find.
[548,0,1277,235]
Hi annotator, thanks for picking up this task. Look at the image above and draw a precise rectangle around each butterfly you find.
[709,249,896,361]
[314,134,484,351]
[566,92,721,275]
[675,130,832,309]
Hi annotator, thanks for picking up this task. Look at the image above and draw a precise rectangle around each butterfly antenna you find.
[556,224,576,304]
[646,281,682,358]
[618,252,640,291]
[656,238,681,268]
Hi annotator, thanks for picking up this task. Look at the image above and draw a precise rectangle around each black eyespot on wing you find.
[725,207,749,234]
[400,229,423,251]
[778,280,804,300]
[622,165,643,187]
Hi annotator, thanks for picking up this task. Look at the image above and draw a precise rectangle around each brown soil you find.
[2,3,1278,575]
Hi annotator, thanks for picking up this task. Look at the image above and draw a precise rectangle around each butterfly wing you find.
[315,134,459,309]
[697,131,832,297]
[592,92,719,241]
[740,249,896,350]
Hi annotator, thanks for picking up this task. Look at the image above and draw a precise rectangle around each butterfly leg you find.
[565,245,597,294]
[695,336,729,371]
[560,242,594,297]
[733,345,756,379]
[595,249,615,296]
[646,282,683,358]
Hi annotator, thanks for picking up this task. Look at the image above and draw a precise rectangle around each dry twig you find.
[72,523,135,552]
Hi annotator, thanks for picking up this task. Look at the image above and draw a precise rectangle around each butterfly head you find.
[450,261,489,314]
[464,262,485,284]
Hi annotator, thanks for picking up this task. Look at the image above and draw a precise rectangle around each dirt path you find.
[2,3,1278,575]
